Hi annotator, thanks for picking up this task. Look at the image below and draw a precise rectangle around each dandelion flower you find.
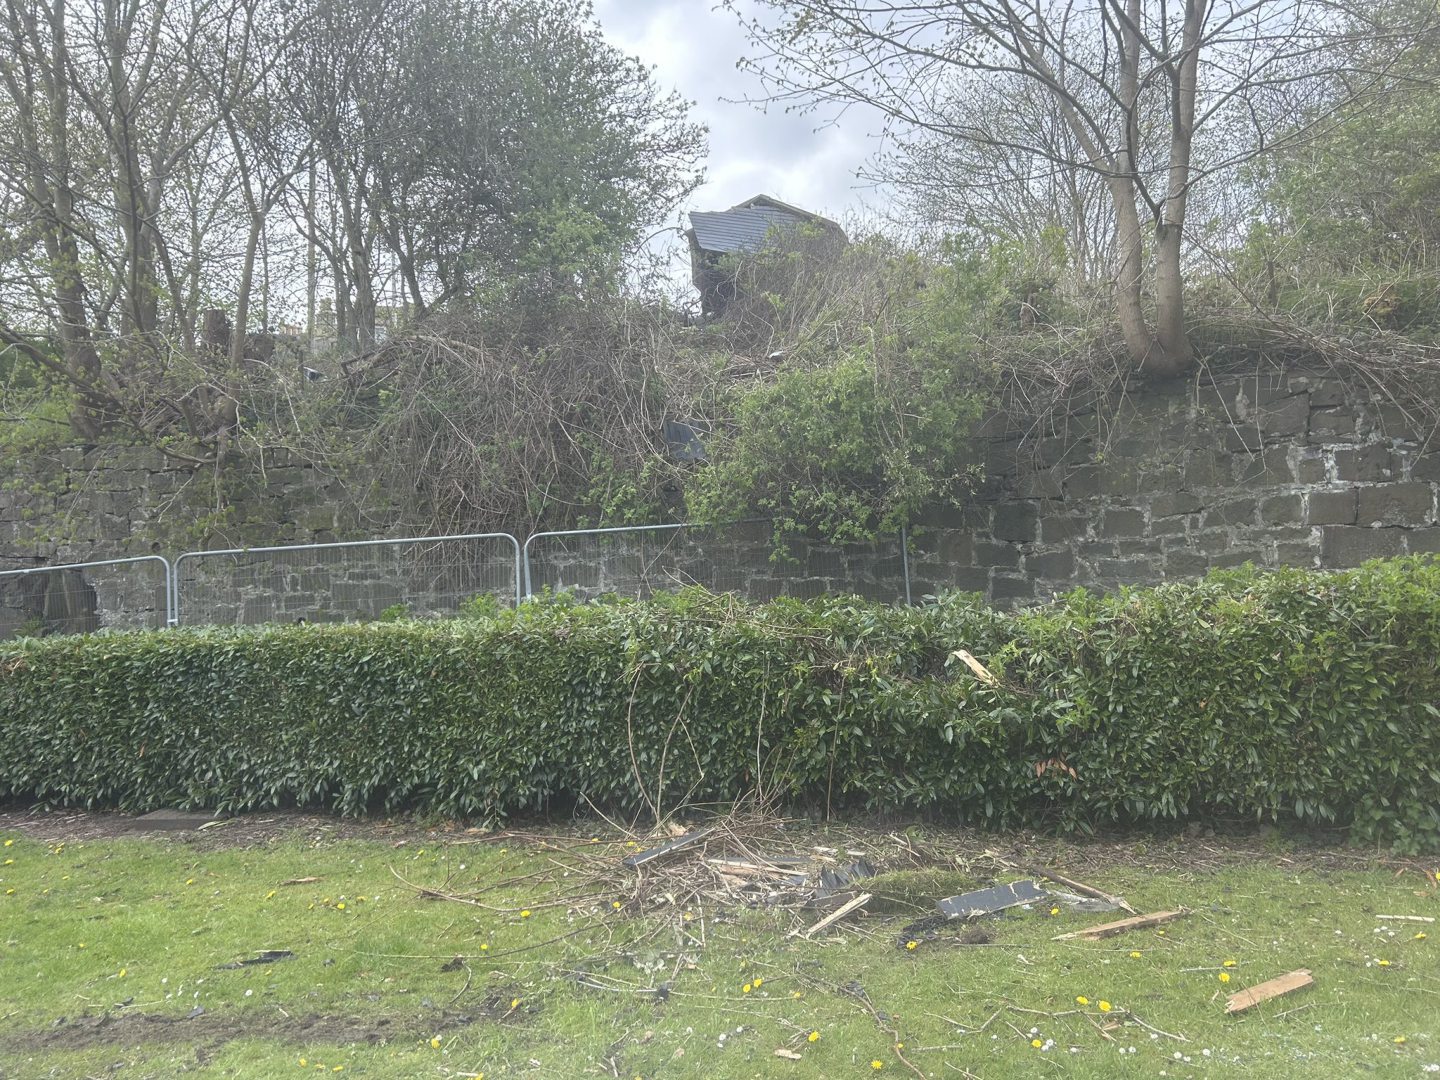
[1130,951,1142,959]
[299,1059,307,1067]
[808,1031,820,1042]
[1098,1000,1112,1012]
[1395,1036,1408,1045]
[1050,907,1060,916]
[1223,959,1236,968]
[520,909,531,918]
[1377,959,1391,967]
[791,991,803,999]
[5,888,13,895]
[266,890,277,900]
[906,941,918,951]
[480,943,489,951]
[612,901,622,909]
[1416,932,1428,940]
[185,878,194,885]
[754,978,763,987]
[1032,1039,1044,1048]
[871,1061,884,1070]
[742,983,752,993]
[510,998,520,1009]
[336,902,345,910]
[1218,972,1231,983]
[1076,996,1089,1006]
[430,1037,442,1049]
[118,968,126,978]
[333,1068,343,1073]
[3,858,12,865]
[2,839,11,846]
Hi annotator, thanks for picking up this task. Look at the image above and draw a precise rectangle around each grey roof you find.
[688,207,810,255]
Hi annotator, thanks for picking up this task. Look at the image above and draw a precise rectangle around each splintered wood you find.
[794,892,871,938]
[1052,909,1188,941]
[1225,970,1314,1014]
[951,649,998,686]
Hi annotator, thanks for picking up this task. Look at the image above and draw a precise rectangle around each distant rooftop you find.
[687,195,844,256]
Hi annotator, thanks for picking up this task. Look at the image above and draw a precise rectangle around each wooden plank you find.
[1019,864,1137,916]
[1225,970,1314,1014]
[793,892,871,939]
[1376,914,1435,923]
[1052,909,1188,941]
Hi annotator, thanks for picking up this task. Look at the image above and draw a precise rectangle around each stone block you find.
[1184,449,1232,489]
[1025,550,1075,578]
[1259,494,1303,526]
[1148,515,1192,537]
[1203,499,1257,528]
[1272,542,1320,568]
[1258,395,1309,438]
[1306,489,1356,525]
[938,566,991,594]
[936,531,973,565]
[1016,468,1063,500]
[1164,549,1210,578]
[1210,550,1263,570]
[1320,526,1405,565]
[1232,449,1293,488]
[1411,455,1440,483]
[1040,516,1088,543]
[1355,483,1433,526]
[973,541,1021,569]
[1196,531,1233,554]
[1406,528,1440,554]
[1100,508,1146,537]
[992,501,1039,543]
[1309,407,1356,439]
[1063,465,1101,499]
[990,575,1034,600]
[1097,558,1159,585]
[1334,445,1392,482]
[1149,491,1203,517]
[1222,425,1267,453]
[1295,452,1328,484]
[1289,375,1346,407]
[1116,538,1163,555]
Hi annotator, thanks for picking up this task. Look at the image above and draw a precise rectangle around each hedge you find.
[3,558,1440,850]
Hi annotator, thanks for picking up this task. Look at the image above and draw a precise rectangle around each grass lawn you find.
[1,811,1438,1080]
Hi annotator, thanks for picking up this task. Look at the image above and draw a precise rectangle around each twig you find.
[1122,1010,1188,1043]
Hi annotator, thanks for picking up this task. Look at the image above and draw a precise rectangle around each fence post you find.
[900,525,913,606]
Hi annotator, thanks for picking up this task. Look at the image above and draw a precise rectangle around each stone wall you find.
[908,365,1439,605]
[3,362,1438,634]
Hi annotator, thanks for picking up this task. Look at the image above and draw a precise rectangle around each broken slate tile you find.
[936,880,1046,919]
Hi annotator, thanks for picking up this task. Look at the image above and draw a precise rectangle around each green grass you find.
[1,824,1438,1079]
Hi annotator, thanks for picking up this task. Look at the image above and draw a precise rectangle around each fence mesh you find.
[0,557,171,641]
[525,522,909,604]
[174,535,520,626]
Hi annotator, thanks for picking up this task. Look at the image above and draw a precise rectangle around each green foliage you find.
[4,559,1439,849]
[688,238,989,545]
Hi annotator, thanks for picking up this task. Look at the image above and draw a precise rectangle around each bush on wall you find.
[2,558,1439,850]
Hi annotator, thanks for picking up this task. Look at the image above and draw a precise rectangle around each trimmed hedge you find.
[3,558,1440,850]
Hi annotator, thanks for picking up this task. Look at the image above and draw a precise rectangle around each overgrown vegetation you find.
[4,558,1439,850]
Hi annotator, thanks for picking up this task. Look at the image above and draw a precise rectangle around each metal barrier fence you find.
[523,521,911,605]
[1,522,915,638]
[0,555,173,641]
[171,533,521,626]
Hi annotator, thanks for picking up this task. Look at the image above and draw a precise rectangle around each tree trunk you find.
[1147,222,1192,376]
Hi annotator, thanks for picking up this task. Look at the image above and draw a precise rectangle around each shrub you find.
[2,560,1439,849]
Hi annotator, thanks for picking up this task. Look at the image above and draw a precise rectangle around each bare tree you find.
[734,0,1435,376]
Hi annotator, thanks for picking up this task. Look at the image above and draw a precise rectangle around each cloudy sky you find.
[591,0,890,279]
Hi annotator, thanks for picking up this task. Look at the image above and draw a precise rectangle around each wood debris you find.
[794,892,871,938]
[278,876,322,886]
[951,649,997,686]
[1052,909,1188,940]
[1376,914,1435,923]
[1225,969,1314,1014]
[773,1048,803,1061]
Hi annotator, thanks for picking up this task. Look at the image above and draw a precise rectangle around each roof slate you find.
[688,207,808,255]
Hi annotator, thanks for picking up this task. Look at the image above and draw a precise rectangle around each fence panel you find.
[173,534,521,627]
[0,555,172,640]
[524,522,911,605]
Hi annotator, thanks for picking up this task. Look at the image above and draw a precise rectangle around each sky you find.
[591,0,889,283]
